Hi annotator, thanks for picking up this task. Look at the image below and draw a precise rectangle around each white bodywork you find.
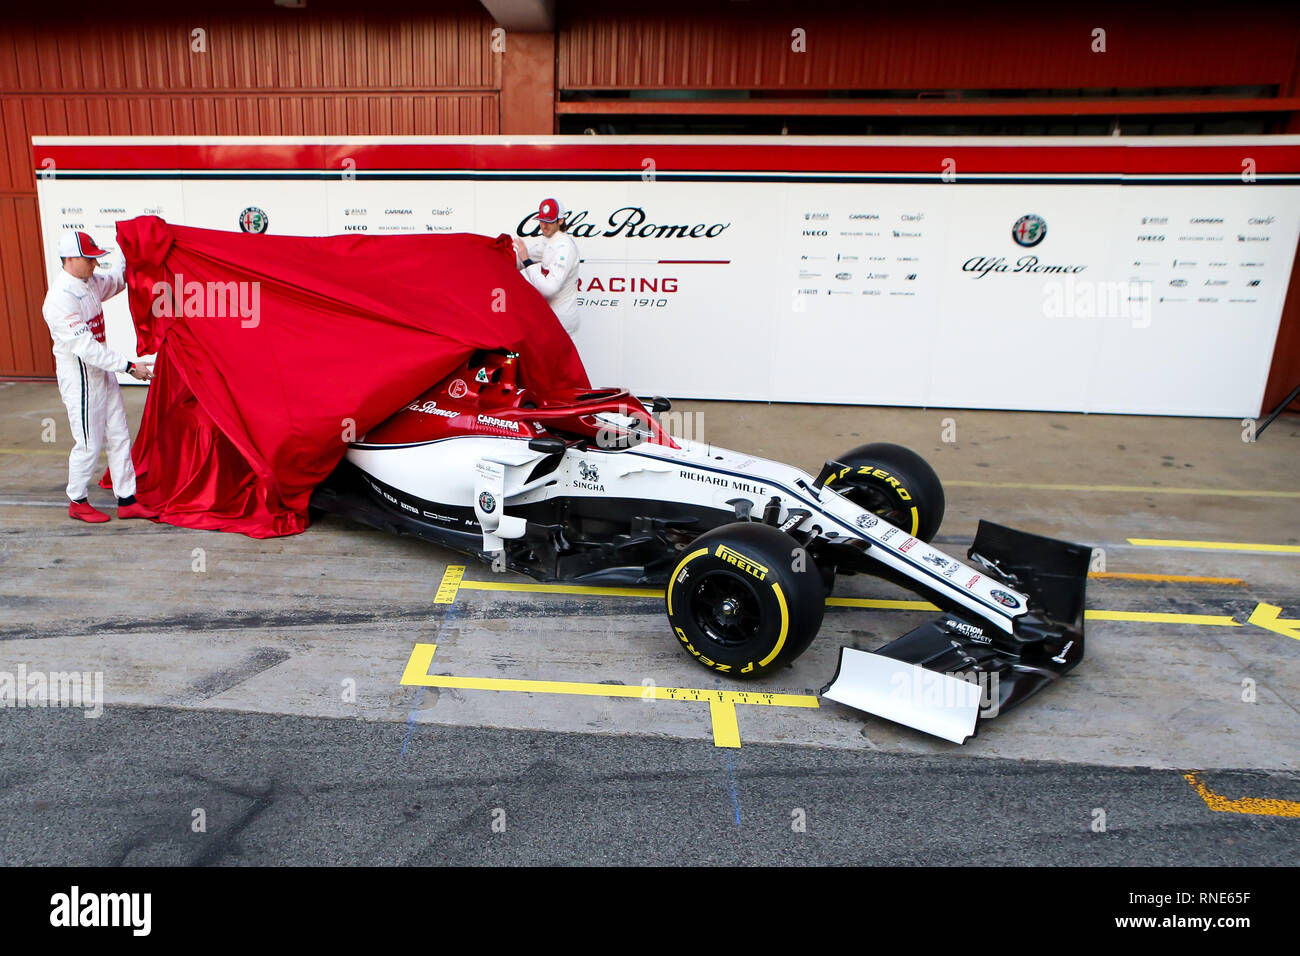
[346,428,1031,631]
[822,648,983,745]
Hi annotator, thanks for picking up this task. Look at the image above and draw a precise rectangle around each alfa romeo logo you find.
[239,207,269,234]
[1011,214,1046,248]
[989,588,1020,608]
[478,491,496,514]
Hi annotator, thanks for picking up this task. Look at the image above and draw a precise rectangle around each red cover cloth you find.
[108,215,588,537]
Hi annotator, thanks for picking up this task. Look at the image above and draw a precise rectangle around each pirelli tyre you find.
[820,442,946,543]
[665,522,825,679]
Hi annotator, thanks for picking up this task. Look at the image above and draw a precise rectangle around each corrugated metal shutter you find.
[559,3,1300,91]
[0,4,499,376]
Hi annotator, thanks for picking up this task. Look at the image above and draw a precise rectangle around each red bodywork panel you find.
[362,351,679,449]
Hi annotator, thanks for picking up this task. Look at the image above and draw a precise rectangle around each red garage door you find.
[0,2,500,377]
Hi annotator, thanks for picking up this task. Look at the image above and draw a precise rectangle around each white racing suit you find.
[521,231,580,333]
[41,262,138,502]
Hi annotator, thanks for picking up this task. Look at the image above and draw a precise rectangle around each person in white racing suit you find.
[513,197,580,334]
[42,230,157,523]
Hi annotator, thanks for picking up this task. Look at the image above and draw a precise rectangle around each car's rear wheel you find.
[665,522,825,678]
[820,442,945,542]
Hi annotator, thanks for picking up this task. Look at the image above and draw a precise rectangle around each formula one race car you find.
[311,349,1091,743]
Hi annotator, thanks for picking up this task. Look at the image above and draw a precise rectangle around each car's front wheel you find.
[820,442,946,542]
[665,522,825,678]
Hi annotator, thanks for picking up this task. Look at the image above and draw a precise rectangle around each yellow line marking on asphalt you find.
[710,700,741,748]
[399,642,818,749]
[434,565,464,604]
[1088,571,1246,585]
[400,642,443,685]
[1084,610,1240,627]
[827,597,938,611]
[1128,538,1300,554]
[1247,603,1300,642]
[462,580,662,598]
[443,564,1246,597]
[435,567,1247,627]
[1183,772,1300,818]
[442,567,943,610]
[947,480,1300,499]
[436,565,661,602]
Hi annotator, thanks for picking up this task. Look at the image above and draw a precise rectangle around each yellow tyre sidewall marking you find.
[831,470,920,536]
[667,544,790,673]
[666,547,708,617]
[758,581,789,668]
[712,544,770,580]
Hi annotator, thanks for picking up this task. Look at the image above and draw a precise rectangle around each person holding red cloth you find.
[41,230,157,523]
[513,197,580,334]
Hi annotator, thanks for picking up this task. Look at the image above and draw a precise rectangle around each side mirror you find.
[650,396,671,414]
[528,437,567,455]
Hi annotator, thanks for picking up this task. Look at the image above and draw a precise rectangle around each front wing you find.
[822,522,1091,744]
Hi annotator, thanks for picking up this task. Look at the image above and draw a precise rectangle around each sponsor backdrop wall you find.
[33,135,1300,417]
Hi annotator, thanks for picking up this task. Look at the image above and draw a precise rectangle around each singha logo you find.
[573,461,604,493]
[922,552,955,571]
